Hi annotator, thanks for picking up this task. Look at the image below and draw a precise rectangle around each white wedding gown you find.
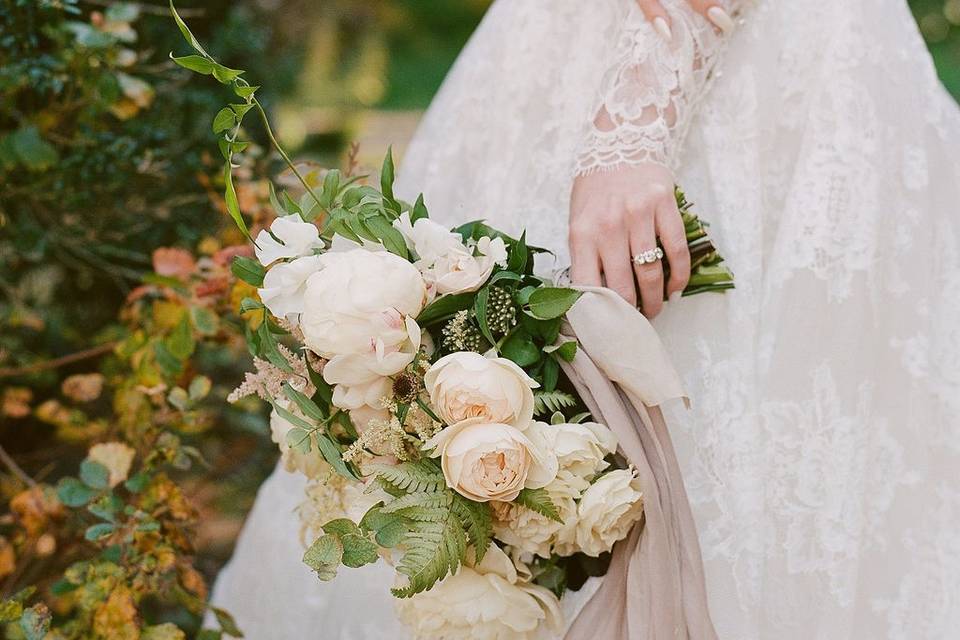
[210,0,960,638]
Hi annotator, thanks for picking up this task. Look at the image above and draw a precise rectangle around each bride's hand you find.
[569,163,691,318]
[635,0,735,37]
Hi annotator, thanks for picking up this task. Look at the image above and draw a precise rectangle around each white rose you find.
[492,478,578,558]
[424,352,538,429]
[574,469,644,557]
[300,248,426,361]
[535,421,618,480]
[426,418,558,502]
[269,402,330,479]
[254,215,324,266]
[394,214,508,296]
[257,254,323,321]
[395,544,561,640]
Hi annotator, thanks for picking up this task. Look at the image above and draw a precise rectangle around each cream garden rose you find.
[257,254,323,321]
[424,352,538,429]
[394,543,561,640]
[574,469,645,557]
[426,418,558,502]
[535,421,618,481]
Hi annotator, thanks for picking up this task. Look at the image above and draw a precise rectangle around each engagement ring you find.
[632,248,664,265]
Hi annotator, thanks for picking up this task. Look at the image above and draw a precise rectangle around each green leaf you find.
[316,433,362,482]
[526,287,582,320]
[411,194,429,222]
[84,522,116,541]
[507,230,528,273]
[255,321,294,373]
[284,427,311,454]
[533,390,577,417]
[545,339,578,363]
[417,292,474,326]
[380,147,397,211]
[211,63,244,84]
[124,472,150,493]
[211,606,244,638]
[88,494,122,523]
[381,492,452,515]
[501,329,539,367]
[231,255,264,286]
[322,519,361,537]
[368,461,446,494]
[190,306,219,336]
[282,382,327,422]
[340,534,379,568]
[451,497,492,561]
[234,84,259,99]
[189,375,212,400]
[170,53,213,74]
[473,287,496,347]
[391,510,466,598]
[515,488,563,523]
[8,126,58,171]
[57,477,97,507]
[79,460,110,490]
[212,107,236,134]
[541,356,559,392]
[224,165,252,239]
[302,534,343,580]
[166,315,195,360]
[364,216,408,258]
[169,0,210,57]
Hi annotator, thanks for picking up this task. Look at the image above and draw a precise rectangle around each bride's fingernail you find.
[669,291,682,304]
[653,17,672,41]
[707,6,735,33]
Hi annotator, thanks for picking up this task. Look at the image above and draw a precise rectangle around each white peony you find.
[257,255,323,321]
[574,469,644,557]
[300,248,426,361]
[426,418,558,502]
[254,215,323,266]
[424,352,538,429]
[534,421,618,481]
[492,478,579,558]
[394,213,508,296]
[269,402,330,479]
[395,544,562,640]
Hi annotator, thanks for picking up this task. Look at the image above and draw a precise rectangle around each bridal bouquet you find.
[169,3,733,637]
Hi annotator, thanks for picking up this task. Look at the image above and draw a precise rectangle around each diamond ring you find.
[632,247,664,265]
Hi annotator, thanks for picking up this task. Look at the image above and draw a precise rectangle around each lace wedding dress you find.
[210,0,960,637]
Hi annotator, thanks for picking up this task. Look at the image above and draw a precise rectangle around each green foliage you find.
[533,390,578,417]
[515,488,563,523]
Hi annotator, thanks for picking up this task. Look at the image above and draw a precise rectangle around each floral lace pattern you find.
[574,1,740,174]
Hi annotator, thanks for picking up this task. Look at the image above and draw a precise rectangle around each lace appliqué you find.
[574,1,740,175]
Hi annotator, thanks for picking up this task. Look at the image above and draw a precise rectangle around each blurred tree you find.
[911,0,960,95]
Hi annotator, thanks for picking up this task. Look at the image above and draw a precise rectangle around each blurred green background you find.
[0,0,957,635]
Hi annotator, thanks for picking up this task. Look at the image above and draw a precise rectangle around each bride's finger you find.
[630,219,665,318]
[635,0,673,40]
[656,201,691,299]
[692,0,735,33]
[600,234,638,307]
[569,237,603,287]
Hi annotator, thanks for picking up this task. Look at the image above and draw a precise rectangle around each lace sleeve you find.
[574,1,742,175]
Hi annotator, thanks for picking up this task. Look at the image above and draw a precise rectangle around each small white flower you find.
[254,215,324,266]
[393,213,507,296]
[257,255,323,321]
[394,544,562,640]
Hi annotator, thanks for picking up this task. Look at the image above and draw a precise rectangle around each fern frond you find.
[381,491,452,514]
[391,511,466,598]
[515,488,563,523]
[533,390,577,416]
[451,496,492,561]
[393,506,451,522]
[368,460,445,494]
